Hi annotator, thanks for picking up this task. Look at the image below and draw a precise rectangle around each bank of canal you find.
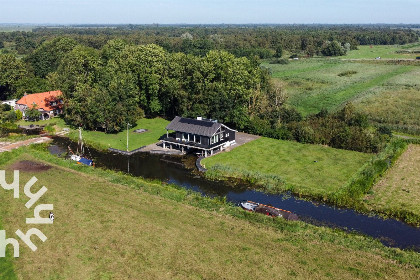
[49,137,420,251]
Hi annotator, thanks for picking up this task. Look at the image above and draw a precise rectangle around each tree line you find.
[1,25,418,58]
[1,37,271,132]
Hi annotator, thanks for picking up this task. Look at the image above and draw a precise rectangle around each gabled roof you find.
[16,90,62,111]
[166,116,223,137]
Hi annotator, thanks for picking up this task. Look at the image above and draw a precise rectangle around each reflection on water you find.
[50,137,420,251]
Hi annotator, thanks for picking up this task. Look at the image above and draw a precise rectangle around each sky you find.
[1,0,419,24]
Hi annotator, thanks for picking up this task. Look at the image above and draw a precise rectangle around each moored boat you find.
[239,200,298,221]
[69,127,94,166]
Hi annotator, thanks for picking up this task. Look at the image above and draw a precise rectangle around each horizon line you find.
[1,22,420,26]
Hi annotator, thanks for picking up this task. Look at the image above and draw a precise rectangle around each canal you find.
[49,137,420,251]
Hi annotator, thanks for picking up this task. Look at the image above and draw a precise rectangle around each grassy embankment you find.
[0,219,17,280]
[0,146,419,279]
[264,57,420,134]
[202,137,418,225]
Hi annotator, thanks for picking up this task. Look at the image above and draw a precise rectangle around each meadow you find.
[365,144,420,225]
[0,147,419,279]
[202,137,371,197]
[264,57,420,134]
[340,43,420,60]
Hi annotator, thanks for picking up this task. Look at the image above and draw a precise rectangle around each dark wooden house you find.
[162,116,236,157]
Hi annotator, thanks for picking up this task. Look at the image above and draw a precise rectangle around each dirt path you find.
[0,137,52,152]
[393,134,420,141]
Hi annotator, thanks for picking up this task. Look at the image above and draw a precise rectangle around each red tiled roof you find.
[16,90,62,112]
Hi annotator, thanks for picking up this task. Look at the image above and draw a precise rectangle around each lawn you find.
[0,149,418,279]
[16,117,169,150]
[67,117,169,151]
[365,144,420,224]
[202,137,372,196]
[16,117,67,127]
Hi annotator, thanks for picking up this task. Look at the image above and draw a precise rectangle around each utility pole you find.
[127,122,130,174]
[126,122,130,152]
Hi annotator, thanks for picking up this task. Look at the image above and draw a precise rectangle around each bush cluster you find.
[247,103,388,153]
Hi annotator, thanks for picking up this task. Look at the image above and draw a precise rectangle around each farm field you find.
[0,148,419,279]
[340,44,420,60]
[365,144,420,224]
[202,137,371,196]
[264,58,420,134]
[352,66,420,134]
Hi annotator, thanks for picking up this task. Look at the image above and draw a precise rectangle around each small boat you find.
[70,154,94,166]
[69,127,94,166]
[239,200,298,221]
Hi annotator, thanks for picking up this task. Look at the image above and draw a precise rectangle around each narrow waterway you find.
[50,137,420,251]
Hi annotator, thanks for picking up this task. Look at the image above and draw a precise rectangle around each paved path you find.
[0,137,52,152]
[223,132,260,152]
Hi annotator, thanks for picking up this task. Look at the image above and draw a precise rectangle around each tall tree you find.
[26,37,78,78]
[0,54,27,100]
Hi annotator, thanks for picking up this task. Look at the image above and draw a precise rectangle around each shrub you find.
[338,70,357,77]
[44,124,55,134]
[338,139,407,204]
[377,126,392,137]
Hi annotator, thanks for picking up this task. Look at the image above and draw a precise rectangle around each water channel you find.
[49,137,420,251]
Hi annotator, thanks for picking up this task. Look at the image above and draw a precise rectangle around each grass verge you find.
[0,146,419,279]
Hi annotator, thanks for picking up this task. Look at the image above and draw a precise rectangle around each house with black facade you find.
[162,116,236,157]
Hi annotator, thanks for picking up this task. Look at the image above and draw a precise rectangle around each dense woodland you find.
[1,25,418,57]
[0,25,418,152]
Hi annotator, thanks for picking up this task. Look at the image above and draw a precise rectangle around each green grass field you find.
[202,137,371,197]
[352,66,420,134]
[264,58,420,134]
[67,117,169,150]
[341,44,420,60]
[365,144,420,224]
[0,148,418,279]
